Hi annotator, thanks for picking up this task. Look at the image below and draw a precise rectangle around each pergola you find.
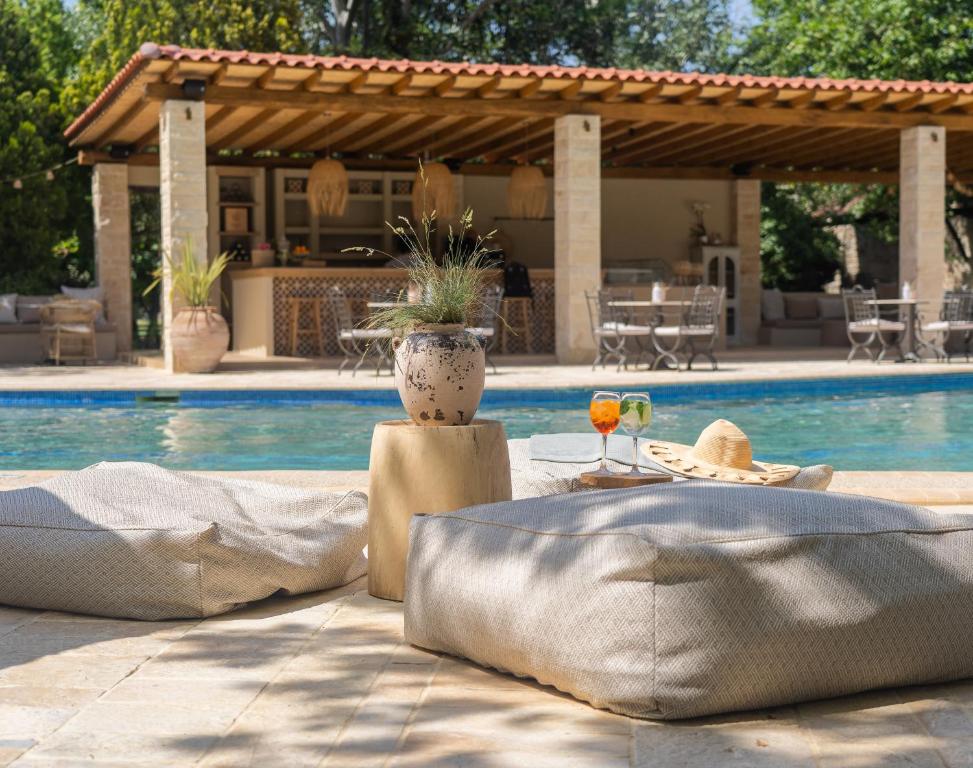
[66,43,973,368]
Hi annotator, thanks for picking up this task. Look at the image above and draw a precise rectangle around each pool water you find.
[1,376,971,471]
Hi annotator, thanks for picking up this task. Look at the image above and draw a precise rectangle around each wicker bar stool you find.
[500,296,534,354]
[287,296,324,357]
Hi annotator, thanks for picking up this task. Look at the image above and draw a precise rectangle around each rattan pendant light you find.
[506,121,547,219]
[507,165,547,219]
[412,161,455,221]
[307,157,348,217]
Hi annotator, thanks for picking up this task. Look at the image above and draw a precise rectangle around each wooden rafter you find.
[750,88,779,108]
[391,115,487,157]
[690,125,816,165]
[367,114,447,155]
[857,93,888,111]
[929,94,959,114]
[341,112,413,153]
[485,119,555,162]
[91,99,146,148]
[144,83,973,130]
[249,111,318,151]
[389,74,413,95]
[301,71,323,92]
[211,108,278,150]
[716,86,743,106]
[752,127,864,166]
[636,124,757,166]
[344,72,368,94]
[204,105,237,133]
[133,125,158,152]
[608,123,715,164]
[599,82,624,102]
[787,91,816,109]
[785,129,892,168]
[822,92,853,111]
[558,80,584,100]
[476,76,502,98]
[210,64,229,86]
[281,112,362,153]
[677,85,704,105]
[639,84,664,103]
[894,93,924,112]
[443,117,525,158]
[312,113,387,152]
[256,67,277,89]
[518,79,544,98]
[160,62,180,84]
[604,121,683,153]
[434,75,457,96]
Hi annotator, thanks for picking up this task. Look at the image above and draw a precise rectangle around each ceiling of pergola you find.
[67,45,973,183]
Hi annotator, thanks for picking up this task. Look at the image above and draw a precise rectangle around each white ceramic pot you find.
[394,324,485,426]
[170,306,229,374]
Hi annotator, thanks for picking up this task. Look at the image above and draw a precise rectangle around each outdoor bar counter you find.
[230,267,555,357]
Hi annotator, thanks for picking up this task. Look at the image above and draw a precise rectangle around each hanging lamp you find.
[307,157,348,218]
[412,155,456,221]
[506,121,547,219]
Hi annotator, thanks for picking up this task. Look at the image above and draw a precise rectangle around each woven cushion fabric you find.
[0,293,17,323]
[761,288,786,322]
[60,286,105,322]
[15,295,52,324]
[404,483,973,720]
[0,462,368,620]
[784,294,820,320]
[508,439,832,499]
[817,296,845,319]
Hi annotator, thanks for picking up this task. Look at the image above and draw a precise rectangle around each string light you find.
[3,156,78,190]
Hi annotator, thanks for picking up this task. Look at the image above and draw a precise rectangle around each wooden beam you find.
[784,130,893,168]
[716,86,743,106]
[434,75,457,96]
[822,92,853,111]
[302,71,323,92]
[607,123,715,164]
[391,115,487,157]
[604,121,683,153]
[750,88,779,108]
[90,99,147,148]
[639,84,664,103]
[483,120,555,162]
[281,112,363,153]
[249,111,318,151]
[558,80,584,100]
[690,125,816,165]
[599,82,624,102]
[787,91,816,109]
[857,93,889,111]
[518,79,543,98]
[389,74,413,95]
[678,85,704,105]
[476,76,502,98]
[928,94,960,114]
[441,117,524,158]
[341,112,413,153]
[161,62,179,84]
[894,93,924,112]
[753,127,865,166]
[204,105,237,134]
[210,64,229,86]
[634,124,757,165]
[133,125,158,152]
[144,82,973,130]
[210,108,278,150]
[369,114,446,155]
[345,72,368,94]
[256,67,277,89]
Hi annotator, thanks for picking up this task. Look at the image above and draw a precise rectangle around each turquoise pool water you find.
[1,375,971,471]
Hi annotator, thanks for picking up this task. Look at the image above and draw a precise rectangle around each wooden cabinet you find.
[206,166,267,262]
[700,245,741,344]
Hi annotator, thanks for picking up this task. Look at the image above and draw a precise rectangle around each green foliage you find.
[130,188,161,347]
[146,239,231,308]
[759,183,843,291]
[0,0,90,294]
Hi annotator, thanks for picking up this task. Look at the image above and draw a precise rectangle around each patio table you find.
[865,298,936,362]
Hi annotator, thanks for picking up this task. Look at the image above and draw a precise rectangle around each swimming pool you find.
[1,373,971,471]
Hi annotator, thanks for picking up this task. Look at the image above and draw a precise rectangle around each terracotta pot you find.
[394,324,485,426]
[170,306,229,374]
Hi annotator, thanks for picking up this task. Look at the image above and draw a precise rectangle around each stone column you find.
[734,179,761,345]
[159,99,208,372]
[900,126,946,314]
[554,114,601,364]
[92,163,132,356]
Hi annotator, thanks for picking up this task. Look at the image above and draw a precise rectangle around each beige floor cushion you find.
[508,438,832,499]
[0,462,367,620]
[405,483,973,720]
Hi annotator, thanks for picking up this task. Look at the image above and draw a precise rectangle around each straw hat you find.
[642,419,799,485]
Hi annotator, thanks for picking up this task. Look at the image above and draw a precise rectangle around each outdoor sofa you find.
[0,293,117,363]
[758,288,849,347]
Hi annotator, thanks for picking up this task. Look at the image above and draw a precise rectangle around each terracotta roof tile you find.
[65,43,973,141]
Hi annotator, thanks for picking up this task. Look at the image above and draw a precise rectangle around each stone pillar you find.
[554,114,601,364]
[159,99,208,372]
[92,163,132,356]
[734,179,761,346]
[900,126,946,313]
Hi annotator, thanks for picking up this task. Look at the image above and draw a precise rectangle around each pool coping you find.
[0,371,970,407]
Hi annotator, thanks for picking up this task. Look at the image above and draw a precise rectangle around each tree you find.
[0,0,85,293]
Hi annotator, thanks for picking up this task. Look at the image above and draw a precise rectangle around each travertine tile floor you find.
[1,470,973,766]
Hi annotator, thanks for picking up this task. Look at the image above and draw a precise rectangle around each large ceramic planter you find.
[170,306,229,374]
[394,324,485,426]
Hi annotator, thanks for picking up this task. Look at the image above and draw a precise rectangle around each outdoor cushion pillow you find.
[817,295,845,319]
[0,462,368,620]
[508,437,832,499]
[60,285,105,322]
[15,295,51,324]
[0,293,16,323]
[405,483,973,720]
[760,288,785,322]
[784,293,819,320]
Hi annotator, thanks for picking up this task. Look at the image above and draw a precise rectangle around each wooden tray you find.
[579,471,673,489]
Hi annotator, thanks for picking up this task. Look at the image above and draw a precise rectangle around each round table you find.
[367,418,512,601]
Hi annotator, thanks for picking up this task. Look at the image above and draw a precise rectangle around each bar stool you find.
[287,296,324,357]
[500,296,533,354]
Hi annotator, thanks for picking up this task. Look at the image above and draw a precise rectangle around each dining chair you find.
[650,285,724,370]
[842,286,904,363]
[466,285,504,374]
[921,290,973,362]
[325,286,393,376]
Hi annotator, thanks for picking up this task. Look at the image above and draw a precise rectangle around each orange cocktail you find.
[590,400,621,434]
[589,391,621,473]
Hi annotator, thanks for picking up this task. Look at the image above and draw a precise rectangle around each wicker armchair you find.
[39,300,101,365]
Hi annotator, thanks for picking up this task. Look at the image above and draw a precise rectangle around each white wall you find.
[463,175,734,271]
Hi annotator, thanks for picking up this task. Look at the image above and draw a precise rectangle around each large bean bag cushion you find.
[405,482,973,719]
[508,437,832,500]
[0,462,367,620]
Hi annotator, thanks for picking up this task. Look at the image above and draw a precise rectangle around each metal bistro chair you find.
[650,285,724,371]
[39,299,101,365]
[466,285,504,374]
[325,286,393,376]
[585,289,653,371]
[842,286,905,363]
[921,290,973,362]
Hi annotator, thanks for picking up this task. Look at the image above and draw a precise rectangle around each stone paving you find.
[1,469,973,766]
[0,348,971,391]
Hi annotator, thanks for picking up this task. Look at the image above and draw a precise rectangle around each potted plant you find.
[350,181,496,426]
[146,241,231,374]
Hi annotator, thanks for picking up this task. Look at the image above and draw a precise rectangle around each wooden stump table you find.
[368,419,512,601]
